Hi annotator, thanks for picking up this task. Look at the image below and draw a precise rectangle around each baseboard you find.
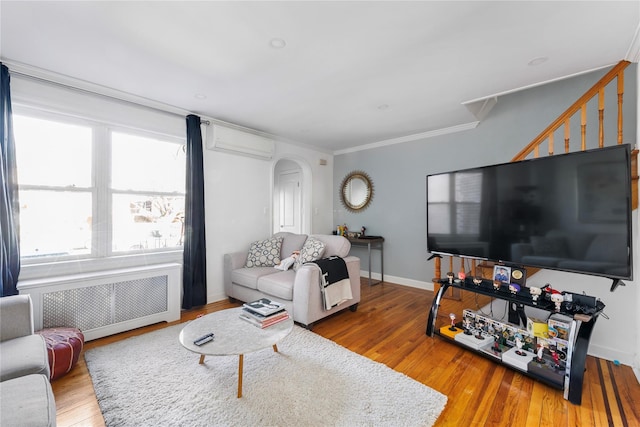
[588,343,634,367]
[358,270,434,291]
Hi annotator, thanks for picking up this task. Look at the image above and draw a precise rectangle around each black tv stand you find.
[426,277,604,405]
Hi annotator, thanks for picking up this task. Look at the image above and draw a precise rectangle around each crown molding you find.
[333,121,479,155]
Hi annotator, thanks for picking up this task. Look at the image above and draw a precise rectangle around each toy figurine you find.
[515,334,526,356]
[473,276,482,286]
[493,280,501,291]
[474,323,484,340]
[550,291,564,312]
[493,336,502,353]
[463,318,473,335]
[458,271,466,281]
[448,313,457,331]
[529,286,542,303]
[551,349,560,368]
[447,271,454,284]
[509,283,520,295]
[535,343,546,364]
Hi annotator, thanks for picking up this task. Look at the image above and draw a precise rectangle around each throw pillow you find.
[245,237,283,268]
[530,236,567,257]
[294,237,326,271]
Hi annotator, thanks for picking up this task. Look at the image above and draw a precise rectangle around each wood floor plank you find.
[524,383,545,427]
[50,280,640,427]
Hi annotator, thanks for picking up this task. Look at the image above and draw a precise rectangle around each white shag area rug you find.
[85,324,447,427]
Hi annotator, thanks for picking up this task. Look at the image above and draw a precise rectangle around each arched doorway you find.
[272,157,312,235]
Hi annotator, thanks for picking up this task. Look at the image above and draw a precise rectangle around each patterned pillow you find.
[294,237,326,271]
[245,237,283,267]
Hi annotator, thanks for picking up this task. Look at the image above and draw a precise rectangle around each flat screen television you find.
[426,144,633,282]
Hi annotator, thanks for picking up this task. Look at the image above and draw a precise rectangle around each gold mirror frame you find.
[340,171,374,213]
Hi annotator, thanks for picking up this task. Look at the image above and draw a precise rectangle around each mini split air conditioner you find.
[205,124,275,160]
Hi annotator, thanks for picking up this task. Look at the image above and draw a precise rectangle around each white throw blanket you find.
[313,256,352,310]
[321,276,352,310]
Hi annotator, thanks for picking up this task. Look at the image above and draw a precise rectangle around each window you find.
[14,116,93,258]
[13,112,186,264]
[111,132,185,252]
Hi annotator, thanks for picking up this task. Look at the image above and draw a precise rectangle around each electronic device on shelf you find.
[426,144,633,289]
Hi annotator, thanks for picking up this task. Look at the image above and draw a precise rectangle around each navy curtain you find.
[0,64,20,296]
[182,114,207,309]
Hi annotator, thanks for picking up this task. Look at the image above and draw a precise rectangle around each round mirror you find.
[340,171,374,213]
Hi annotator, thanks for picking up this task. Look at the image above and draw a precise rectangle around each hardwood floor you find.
[53,280,640,426]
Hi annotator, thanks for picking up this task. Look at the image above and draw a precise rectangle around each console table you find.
[347,236,384,286]
[426,277,603,405]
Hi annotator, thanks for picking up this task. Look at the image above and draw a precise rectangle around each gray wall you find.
[334,64,637,287]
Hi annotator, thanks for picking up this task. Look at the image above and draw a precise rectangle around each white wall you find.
[202,138,334,303]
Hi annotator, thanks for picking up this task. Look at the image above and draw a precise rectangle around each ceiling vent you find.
[205,124,275,160]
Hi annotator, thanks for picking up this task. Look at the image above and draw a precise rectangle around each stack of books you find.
[239,298,290,328]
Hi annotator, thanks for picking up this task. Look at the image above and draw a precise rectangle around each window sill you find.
[18,251,183,281]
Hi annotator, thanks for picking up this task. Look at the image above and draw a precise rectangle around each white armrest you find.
[292,256,361,326]
[223,251,248,296]
[0,295,34,341]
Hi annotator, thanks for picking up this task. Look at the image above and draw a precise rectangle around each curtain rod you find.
[8,67,210,125]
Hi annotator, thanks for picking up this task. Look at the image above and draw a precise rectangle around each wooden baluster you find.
[564,118,570,153]
[548,133,554,156]
[581,104,587,151]
[437,256,460,300]
[471,259,476,277]
[534,144,539,158]
[598,88,605,148]
[618,70,624,145]
[433,256,441,285]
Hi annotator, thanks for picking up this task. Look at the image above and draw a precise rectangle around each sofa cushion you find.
[294,237,326,271]
[0,334,50,382]
[245,237,283,267]
[0,374,56,427]
[257,270,296,301]
[231,267,278,290]
[274,232,308,259]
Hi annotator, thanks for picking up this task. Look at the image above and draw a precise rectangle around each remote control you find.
[193,333,214,346]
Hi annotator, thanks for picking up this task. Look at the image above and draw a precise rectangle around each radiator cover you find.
[18,264,181,341]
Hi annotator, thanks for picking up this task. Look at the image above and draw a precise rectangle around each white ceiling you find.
[1,1,639,153]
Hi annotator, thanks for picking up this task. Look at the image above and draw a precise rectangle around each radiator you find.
[17,264,182,341]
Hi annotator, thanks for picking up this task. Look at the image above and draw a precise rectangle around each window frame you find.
[14,106,185,280]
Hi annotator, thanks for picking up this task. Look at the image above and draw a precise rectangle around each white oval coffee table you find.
[178,307,293,398]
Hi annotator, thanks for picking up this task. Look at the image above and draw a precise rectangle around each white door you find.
[278,171,301,234]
